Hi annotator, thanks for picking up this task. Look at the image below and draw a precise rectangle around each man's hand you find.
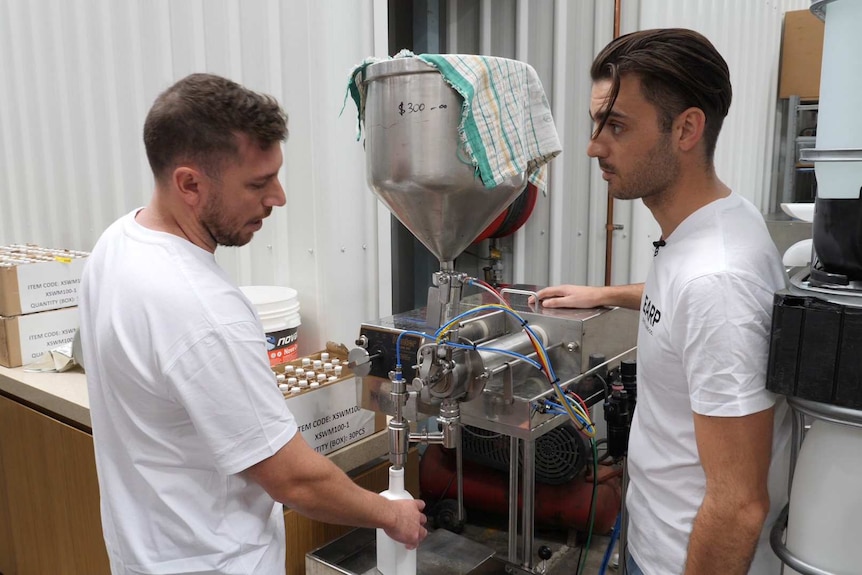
[383,499,428,550]
[530,283,644,311]
[532,285,610,308]
[246,434,429,543]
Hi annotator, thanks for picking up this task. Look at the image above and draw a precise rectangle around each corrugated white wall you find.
[0,0,390,354]
[443,0,810,287]
[614,0,811,282]
[0,0,811,351]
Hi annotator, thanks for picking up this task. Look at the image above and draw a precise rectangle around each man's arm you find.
[684,407,774,574]
[533,283,644,310]
[244,433,427,549]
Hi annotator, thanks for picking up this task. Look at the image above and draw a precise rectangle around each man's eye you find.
[610,123,624,135]
[250,182,267,190]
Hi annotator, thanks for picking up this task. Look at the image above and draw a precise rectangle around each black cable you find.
[575,439,600,575]
[462,250,493,261]
[462,425,504,439]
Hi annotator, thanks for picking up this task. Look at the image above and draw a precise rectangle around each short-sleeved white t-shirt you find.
[626,193,792,575]
[79,210,297,575]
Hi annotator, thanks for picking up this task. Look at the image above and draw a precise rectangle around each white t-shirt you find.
[79,210,297,575]
[626,193,792,575]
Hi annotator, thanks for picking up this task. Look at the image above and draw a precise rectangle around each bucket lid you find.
[239,286,299,312]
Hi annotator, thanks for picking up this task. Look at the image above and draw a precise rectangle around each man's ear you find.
[172,166,207,207]
[675,107,706,154]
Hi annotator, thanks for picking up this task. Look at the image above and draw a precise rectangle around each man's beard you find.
[603,132,679,202]
[200,191,270,247]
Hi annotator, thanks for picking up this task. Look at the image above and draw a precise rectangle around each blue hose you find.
[598,513,621,575]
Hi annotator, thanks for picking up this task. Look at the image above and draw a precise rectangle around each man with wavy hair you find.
[537,29,790,575]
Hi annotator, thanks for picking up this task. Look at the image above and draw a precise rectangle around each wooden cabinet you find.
[0,395,109,575]
[0,392,415,575]
[0,438,16,575]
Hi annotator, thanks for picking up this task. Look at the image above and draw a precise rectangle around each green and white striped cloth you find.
[346,52,561,191]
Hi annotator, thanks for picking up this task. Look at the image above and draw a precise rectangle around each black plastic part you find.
[604,390,631,458]
[813,197,862,281]
[460,422,587,485]
[433,499,466,534]
[538,546,553,561]
[767,291,862,409]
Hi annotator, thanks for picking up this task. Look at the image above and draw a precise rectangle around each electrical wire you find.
[395,330,435,370]
[410,278,600,437]
[443,340,544,370]
[461,425,504,439]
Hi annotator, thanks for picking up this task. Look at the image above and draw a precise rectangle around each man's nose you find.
[266,179,286,207]
[586,136,606,159]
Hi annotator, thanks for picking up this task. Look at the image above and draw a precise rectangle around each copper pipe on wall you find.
[604,0,622,286]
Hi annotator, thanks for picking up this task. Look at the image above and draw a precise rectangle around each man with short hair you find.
[80,73,426,575]
[536,29,791,574]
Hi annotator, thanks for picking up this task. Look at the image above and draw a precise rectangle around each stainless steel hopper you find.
[362,58,526,266]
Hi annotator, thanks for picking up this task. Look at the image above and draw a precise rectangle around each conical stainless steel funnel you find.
[363,58,527,264]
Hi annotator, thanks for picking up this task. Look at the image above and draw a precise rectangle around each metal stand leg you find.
[456,423,465,524]
[521,439,536,570]
[508,436,520,565]
[619,457,629,575]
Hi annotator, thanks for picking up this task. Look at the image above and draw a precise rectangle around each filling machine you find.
[307,56,637,574]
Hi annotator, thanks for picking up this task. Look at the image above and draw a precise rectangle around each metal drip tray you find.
[306,528,499,575]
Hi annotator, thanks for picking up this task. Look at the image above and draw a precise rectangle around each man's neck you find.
[136,193,217,253]
[644,167,730,240]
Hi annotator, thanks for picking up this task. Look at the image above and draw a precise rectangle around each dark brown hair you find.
[143,73,288,181]
[590,28,731,161]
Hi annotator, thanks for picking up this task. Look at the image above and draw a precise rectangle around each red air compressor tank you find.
[420,444,621,534]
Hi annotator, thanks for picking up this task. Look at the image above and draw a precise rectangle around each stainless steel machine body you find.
[309,55,636,574]
[362,58,527,269]
[355,299,637,441]
[349,293,636,569]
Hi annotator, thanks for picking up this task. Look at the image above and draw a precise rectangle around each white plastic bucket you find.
[240,285,301,366]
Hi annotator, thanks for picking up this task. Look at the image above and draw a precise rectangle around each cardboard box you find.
[779,9,825,99]
[275,350,385,455]
[0,307,79,368]
[0,246,89,317]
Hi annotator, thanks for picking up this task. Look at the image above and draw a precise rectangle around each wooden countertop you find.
[0,364,389,471]
[0,364,91,428]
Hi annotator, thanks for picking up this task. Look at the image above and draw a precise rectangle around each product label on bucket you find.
[266,326,299,366]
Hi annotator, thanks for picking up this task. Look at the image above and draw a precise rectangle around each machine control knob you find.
[347,347,372,377]
[538,546,553,561]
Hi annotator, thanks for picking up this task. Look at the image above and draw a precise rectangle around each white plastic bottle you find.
[376,466,417,575]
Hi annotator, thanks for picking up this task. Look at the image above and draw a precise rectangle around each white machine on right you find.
[766,1,862,574]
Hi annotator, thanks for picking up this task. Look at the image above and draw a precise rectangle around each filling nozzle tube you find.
[388,418,409,468]
[388,369,409,468]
